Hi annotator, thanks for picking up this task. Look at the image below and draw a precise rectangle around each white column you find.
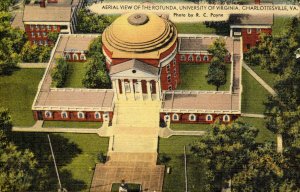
[147,80,152,100]
[112,80,118,100]
[156,80,161,100]
[129,79,135,100]
[230,28,233,37]
[116,79,120,95]
[138,80,143,100]
[121,79,126,100]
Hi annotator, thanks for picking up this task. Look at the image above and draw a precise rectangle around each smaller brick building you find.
[229,14,273,52]
[23,0,83,45]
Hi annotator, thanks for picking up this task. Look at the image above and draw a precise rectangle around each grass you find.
[171,123,210,131]
[175,22,216,34]
[177,64,231,91]
[248,65,278,88]
[159,136,208,192]
[272,16,293,37]
[238,117,275,143]
[0,68,44,126]
[65,62,87,88]
[57,133,109,191]
[43,121,102,128]
[242,69,270,114]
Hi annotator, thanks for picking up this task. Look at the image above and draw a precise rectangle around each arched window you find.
[77,112,85,119]
[65,53,70,60]
[206,114,213,121]
[95,112,101,119]
[188,55,193,62]
[203,55,209,62]
[168,85,172,90]
[223,115,230,122]
[180,55,186,61]
[73,54,79,61]
[164,114,170,122]
[189,114,196,121]
[173,59,176,66]
[45,111,52,118]
[196,55,201,62]
[61,111,68,119]
[80,54,86,61]
[172,113,179,121]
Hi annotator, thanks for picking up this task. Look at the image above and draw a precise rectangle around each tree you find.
[51,58,69,87]
[231,143,286,192]
[48,31,59,44]
[0,12,26,75]
[77,9,113,33]
[0,108,12,133]
[208,38,229,60]
[82,55,110,89]
[206,59,227,91]
[191,121,258,191]
[0,0,13,11]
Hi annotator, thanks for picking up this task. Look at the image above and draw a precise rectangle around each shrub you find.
[98,151,106,163]
[51,58,69,87]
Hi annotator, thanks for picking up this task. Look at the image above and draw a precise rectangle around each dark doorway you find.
[37,111,43,120]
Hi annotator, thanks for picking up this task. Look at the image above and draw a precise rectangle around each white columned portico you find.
[112,80,119,100]
[156,80,161,100]
[129,79,135,100]
[121,79,126,100]
[138,80,143,100]
[147,80,152,100]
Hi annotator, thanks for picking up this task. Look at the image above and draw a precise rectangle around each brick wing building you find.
[23,0,83,45]
[229,14,273,52]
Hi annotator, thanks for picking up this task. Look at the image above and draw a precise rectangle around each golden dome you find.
[102,13,177,59]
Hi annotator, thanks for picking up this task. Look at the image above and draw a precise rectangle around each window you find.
[35,25,39,30]
[189,114,196,121]
[41,25,45,30]
[44,40,48,46]
[31,32,35,37]
[61,111,68,118]
[45,111,52,118]
[166,64,170,73]
[172,113,179,121]
[223,115,230,122]
[168,85,172,90]
[164,114,170,122]
[65,53,71,60]
[173,59,176,66]
[206,114,213,121]
[37,32,41,37]
[30,25,34,30]
[256,28,261,34]
[47,25,51,30]
[246,44,251,50]
[53,25,57,30]
[247,28,252,34]
[42,32,47,37]
[77,112,85,119]
[196,55,201,62]
[80,54,86,60]
[95,112,101,119]
[188,55,193,62]
[73,54,78,60]
[180,55,186,61]
[167,74,171,83]
[174,69,177,77]
[33,40,37,45]
[203,55,209,62]
[39,40,43,45]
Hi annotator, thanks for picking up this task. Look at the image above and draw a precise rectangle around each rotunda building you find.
[102,13,179,101]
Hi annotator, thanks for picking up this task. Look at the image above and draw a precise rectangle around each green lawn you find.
[65,62,87,88]
[43,121,102,128]
[238,117,275,143]
[0,68,44,126]
[175,22,216,34]
[11,132,109,191]
[177,64,231,91]
[242,69,270,114]
[159,136,208,192]
[249,65,278,88]
[272,16,293,37]
[171,123,210,131]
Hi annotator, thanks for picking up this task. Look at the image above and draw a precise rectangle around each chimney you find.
[255,0,261,4]
[40,0,46,8]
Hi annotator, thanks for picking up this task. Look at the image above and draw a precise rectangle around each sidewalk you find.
[159,127,206,138]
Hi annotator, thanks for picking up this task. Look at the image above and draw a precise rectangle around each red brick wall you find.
[25,24,61,45]
[241,28,272,52]
[160,113,239,124]
[160,58,180,90]
[33,110,114,122]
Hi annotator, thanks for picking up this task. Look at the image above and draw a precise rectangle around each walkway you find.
[241,113,265,118]
[159,127,206,138]
[242,62,276,96]
[18,63,47,68]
